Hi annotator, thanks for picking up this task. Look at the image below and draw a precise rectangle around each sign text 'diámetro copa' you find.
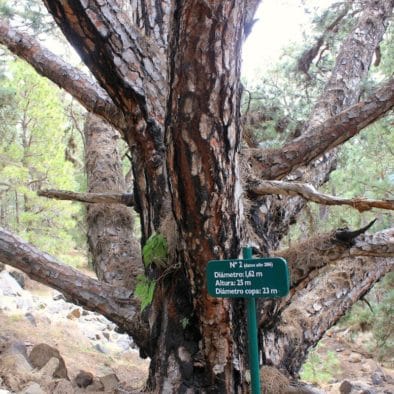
[206,258,290,299]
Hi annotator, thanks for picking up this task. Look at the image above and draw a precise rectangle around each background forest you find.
[0,0,392,386]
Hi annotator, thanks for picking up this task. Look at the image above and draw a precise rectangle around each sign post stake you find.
[243,246,261,394]
[206,249,290,393]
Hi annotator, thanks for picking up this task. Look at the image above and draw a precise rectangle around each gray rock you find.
[116,335,131,352]
[75,370,94,388]
[52,292,66,301]
[52,379,75,394]
[9,270,25,288]
[371,369,385,385]
[24,312,37,326]
[94,343,109,354]
[0,262,5,272]
[0,271,23,296]
[99,373,119,392]
[28,343,68,379]
[20,382,45,394]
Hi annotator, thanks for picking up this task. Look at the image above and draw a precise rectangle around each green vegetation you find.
[300,346,339,385]
[134,275,156,311]
[338,272,394,365]
[0,60,86,266]
[142,233,168,268]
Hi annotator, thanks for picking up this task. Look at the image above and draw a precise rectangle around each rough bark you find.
[148,3,247,391]
[38,190,134,206]
[0,227,148,346]
[250,180,394,212]
[258,225,394,326]
[84,114,143,290]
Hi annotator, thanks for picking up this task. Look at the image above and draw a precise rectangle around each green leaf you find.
[142,233,168,267]
[135,275,156,311]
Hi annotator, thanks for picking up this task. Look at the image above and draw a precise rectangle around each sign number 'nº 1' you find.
[206,257,290,299]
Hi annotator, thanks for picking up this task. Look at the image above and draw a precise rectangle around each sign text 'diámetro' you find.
[206,258,289,299]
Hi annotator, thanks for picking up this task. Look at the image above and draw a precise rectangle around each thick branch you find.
[0,19,127,134]
[38,189,134,207]
[42,0,166,123]
[246,78,394,180]
[277,225,394,289]
[250,180,394,212]
[259,226,393,332]
[0,227,148,346]
[263,255,393,375]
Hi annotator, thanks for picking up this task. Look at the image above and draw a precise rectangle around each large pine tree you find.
[0,1,393,392]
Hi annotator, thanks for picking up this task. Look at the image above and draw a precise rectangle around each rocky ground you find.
[0,266,149,393]
[0,265,393,393]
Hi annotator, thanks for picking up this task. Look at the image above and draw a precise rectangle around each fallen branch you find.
[249,180,394,212]
[37,190,134,207]
[0,228,147,346]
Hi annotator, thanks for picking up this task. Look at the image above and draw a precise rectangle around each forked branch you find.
[249,180,394,212]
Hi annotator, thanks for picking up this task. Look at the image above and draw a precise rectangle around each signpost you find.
[206,247,290,394]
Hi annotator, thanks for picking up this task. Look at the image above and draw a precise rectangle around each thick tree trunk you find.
[144,3,247,392]
[84,114,143,290]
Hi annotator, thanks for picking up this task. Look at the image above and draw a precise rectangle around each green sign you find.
[206,257,289,299]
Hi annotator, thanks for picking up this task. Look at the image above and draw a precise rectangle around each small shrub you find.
[300,347,339,385]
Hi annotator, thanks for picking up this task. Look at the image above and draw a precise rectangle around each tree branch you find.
[0,227,148,346]
[0,19,127,134]
[263,254,393,375]
[42,0,167,123]
[249,180,394,212]
[258,226,393,335]
[38,189,134,207]
[245,78,394,180]
[275,225,393,290]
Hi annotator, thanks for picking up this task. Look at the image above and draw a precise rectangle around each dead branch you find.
[249,180,394,212]
[0,227,148,346]
[37,190,134,207]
